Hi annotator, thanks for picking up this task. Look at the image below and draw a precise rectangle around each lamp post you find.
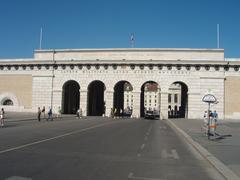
[158,87,161,119]
[50,50,56,110]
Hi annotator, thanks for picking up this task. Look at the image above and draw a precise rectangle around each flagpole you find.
[39,27,43,49]
[217,24,220,48]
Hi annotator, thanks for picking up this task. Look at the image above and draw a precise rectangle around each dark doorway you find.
[168,82,188,118]
[113,81,133,116]
[140,81,160,117]
[87,81,105,116]
[62,80,80,114]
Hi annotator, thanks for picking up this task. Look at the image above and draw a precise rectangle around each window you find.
[174,94,178,103]
[168,94,171,103]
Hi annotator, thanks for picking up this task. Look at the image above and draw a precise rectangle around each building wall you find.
[34,48,224,61]
[225,76,240,119]
[0,74,32,109]
[1,48,240,119]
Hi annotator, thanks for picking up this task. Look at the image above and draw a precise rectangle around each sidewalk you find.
[3,112,75,122]
[168,118,240,179]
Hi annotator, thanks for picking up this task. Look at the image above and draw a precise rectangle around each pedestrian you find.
[47,107,53,121]
[203,111,208,124]
[110,108,113,118]
[57,106,61,119]
[42,106,46,119]
[0,108,5,127]
[79,108,82,118]
[212,110,218,124]
[114,108,117,119]
[76,108,80,119]
[120,108,123,118]
[37,107,41,122]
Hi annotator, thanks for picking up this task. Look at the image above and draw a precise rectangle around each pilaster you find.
[132,91,141,118]
[80,89,87,116]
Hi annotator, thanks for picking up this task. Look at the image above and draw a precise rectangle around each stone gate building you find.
[0,48,240,120]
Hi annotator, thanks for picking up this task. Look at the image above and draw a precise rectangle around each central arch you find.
[113,81,133,116]
[140,81,160,117]
[87,80,105,116]
[168,81,188,118]
[62,80,80,114]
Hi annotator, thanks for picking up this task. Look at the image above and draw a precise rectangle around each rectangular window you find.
[174,94,178,103]
[168,94,171,103]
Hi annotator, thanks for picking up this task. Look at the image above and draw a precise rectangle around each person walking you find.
[42,106,46,119]
[0,108,5,127]
[37,107,41,122]
[47,107,53,121]
[57,106,62,119]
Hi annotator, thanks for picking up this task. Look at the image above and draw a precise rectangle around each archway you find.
[168,82,188,118]
[87,80,105,116]
[113,81,133,116]
[140,81,160,117]
[62,80,80,114]
[2,99,13,106]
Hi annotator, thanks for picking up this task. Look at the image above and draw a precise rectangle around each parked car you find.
[145,110,157,119]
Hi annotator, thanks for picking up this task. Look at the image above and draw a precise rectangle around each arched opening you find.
[168,82,188,118]
[140,81,160,117]
[2,99,13,106]
[62,80,80,114]
[87,80,105,116]
[113,81,133,117]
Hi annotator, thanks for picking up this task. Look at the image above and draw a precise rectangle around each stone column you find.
[105,91,114,117]
[80,89,87,116]
[132,91,141,118]
[160,92,168,120]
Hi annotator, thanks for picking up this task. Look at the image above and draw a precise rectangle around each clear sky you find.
[0,0,239,58]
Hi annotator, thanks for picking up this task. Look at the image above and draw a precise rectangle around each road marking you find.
[140,144,145,150]
[148,125,153,132]
[159,126,167,129]
[128,172,165,180]
[5,176,32,180]
[0,121,118,154]
[161,149,179,159]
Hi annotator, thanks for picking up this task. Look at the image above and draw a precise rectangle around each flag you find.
[130,33,134,42]
[130,33,134,47]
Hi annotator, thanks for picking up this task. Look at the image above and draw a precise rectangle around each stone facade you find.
[0,48,240,120]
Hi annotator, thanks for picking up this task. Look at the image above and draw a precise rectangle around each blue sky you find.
[0,0,239,58]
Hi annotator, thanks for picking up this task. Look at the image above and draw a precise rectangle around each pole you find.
[50,50,56,111]
[207,102,210,139]
[217,24,220,48]
[40,27,43,49]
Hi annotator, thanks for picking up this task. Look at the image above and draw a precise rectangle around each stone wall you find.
[225,76,240,119]
[0,74,32,109]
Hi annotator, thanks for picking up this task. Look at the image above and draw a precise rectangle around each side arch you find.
[62,80,80,114]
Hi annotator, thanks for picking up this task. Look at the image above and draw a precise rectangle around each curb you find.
[166,119,240,180]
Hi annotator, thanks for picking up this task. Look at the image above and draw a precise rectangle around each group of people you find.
[110,106,133,118]
[203,110,218,136]
[0,108,5,127]
[203,110,218,124]
[37,106,62,122]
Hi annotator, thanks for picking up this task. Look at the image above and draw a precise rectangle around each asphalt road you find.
[0,117,224,180]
